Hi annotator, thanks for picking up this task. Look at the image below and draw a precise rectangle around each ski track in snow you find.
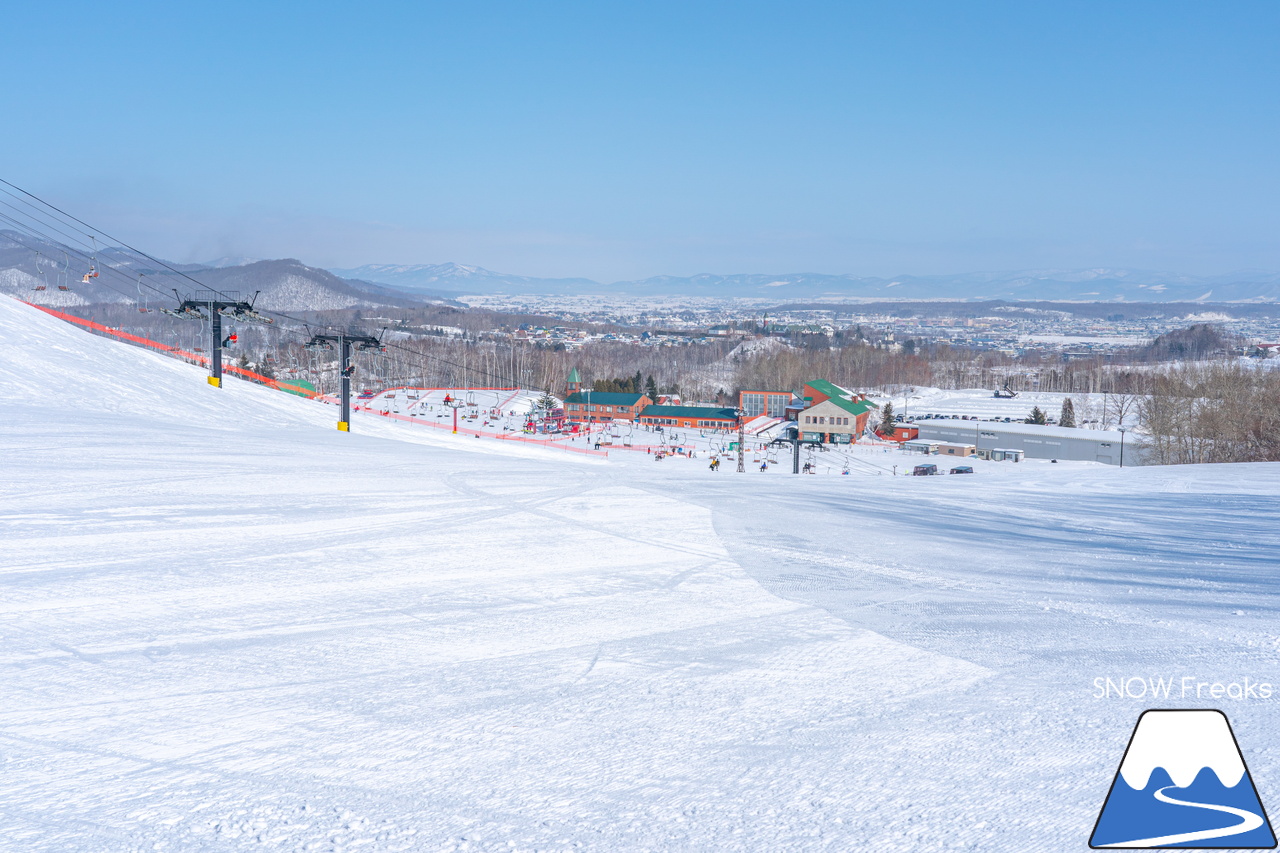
[2,295,1280,851]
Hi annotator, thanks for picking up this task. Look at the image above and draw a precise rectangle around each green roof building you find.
[563,389,651,422]
[638,405,740,428]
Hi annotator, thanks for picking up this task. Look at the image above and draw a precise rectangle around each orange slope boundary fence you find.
[24,301,316,398]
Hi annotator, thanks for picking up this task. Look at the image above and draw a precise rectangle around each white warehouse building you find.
[913,421,1147,466]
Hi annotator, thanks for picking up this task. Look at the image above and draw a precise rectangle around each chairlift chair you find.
[136,273,151,312]
[57,252,71,291]
[82,237,100,283]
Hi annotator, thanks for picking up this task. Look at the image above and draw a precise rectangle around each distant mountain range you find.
[333,262,1280,302]
[0,231,458,312]
[328,262,597,298]
[3,228,1277,309]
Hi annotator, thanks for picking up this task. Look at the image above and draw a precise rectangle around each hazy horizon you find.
[4,2,1277,281]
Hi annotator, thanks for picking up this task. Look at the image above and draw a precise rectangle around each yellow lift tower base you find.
[207,376,222,388]
[337,421,350,432]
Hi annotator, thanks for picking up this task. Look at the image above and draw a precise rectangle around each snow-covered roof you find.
[915,420,1136,442]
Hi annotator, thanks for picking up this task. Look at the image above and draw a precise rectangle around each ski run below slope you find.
[3,295,1279,852]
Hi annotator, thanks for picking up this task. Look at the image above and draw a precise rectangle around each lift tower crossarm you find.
[167,290,268,388]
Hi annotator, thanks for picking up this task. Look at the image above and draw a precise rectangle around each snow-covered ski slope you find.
[4,295,1280,851]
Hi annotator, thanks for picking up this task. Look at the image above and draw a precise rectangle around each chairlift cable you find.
[2,179,535,389]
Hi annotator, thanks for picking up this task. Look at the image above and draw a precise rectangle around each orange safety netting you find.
[24,302,316,398]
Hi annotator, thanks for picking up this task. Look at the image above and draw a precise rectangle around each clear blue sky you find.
[5,1,1277,281]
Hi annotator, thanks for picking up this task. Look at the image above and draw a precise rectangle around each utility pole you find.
[163,289,272,388]
[306,331,382,431]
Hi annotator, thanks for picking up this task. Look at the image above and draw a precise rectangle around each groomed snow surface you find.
[3,296,1279,851]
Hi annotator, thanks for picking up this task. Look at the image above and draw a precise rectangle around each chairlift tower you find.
[443,394,466,434]
[163,290,273,388]
[305,331,383,431]
[736,409,746,472]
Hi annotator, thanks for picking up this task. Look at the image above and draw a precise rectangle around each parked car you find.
[950,465,974,474]
[912,464,939,476]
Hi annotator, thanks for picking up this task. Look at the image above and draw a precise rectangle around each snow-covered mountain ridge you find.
[0,231,452,311]
[335,260,1280,302]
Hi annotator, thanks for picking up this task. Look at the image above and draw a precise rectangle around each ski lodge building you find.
[562,367,736,429]
[794,380,877,444]
[561,368,652,423]
[637,405,741,429]
[562,369,877,440]
[738,390,796,419]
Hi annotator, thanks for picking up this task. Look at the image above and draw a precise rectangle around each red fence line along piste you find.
[356,406,610,458]
[24,302,316,398]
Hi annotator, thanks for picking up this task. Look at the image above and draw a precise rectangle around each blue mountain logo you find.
[1091,709,1276,848]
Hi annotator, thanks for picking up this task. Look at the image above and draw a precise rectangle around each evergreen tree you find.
[1027,406,1047,425]
[537,389,557,411]
[879,401,896,436]
[1059,398,1076,428]
[632,371,642,393]
[645,375,658,399]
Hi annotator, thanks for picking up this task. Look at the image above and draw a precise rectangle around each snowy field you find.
[3,296,1280,851]
[873,385,1125,427]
